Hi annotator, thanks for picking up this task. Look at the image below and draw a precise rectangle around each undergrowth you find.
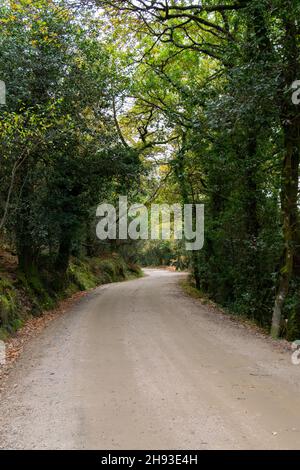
[0,254,142,338]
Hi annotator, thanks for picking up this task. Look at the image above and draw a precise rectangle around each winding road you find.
[1,269,300,449]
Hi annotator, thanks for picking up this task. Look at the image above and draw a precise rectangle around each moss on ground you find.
[0,254,142,338]
[0,277,20,335]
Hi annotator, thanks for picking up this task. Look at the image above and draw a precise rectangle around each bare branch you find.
[112,95,130,148]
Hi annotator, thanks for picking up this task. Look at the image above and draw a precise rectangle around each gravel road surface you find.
[1,269,300,449]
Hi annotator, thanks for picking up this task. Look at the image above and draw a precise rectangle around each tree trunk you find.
[55,235,72,274]
[175,135,202,288]
[271,121,300,336]
[271,16,300,337]
[17,244,36,275]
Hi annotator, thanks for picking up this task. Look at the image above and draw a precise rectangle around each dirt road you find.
[0,269,300,449]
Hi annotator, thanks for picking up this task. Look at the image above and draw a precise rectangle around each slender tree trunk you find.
[244,133,260,239]
[271,120,300,336]
[175,135,201,289]
[0,149,28,232]
[15,173,38,275]
[271,16,300,337]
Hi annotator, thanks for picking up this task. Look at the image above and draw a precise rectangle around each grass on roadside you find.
[0,253,142,339]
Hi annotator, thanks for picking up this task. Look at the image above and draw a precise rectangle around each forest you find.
[0,0,300,341]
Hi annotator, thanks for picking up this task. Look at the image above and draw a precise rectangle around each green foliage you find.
[67,256,130,290]
[1,0,299,341]
[0,253,141,336]
[0,1,143,336]
[0,0,141,274]
[137,240,188,270]
[99,0,300,339]
[0,276,20,332]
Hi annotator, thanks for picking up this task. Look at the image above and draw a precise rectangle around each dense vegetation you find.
[97,0,300,339]
[0,0,299,340]
[0,0,141,336]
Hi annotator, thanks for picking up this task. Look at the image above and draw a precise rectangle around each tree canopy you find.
[1,0,300,339]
